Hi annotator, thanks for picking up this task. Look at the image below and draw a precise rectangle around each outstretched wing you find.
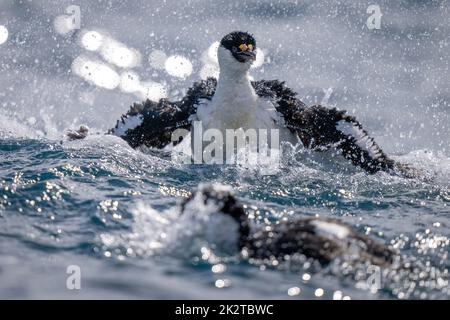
[109,78,217,149]
[294,105,395,173]
[252,80,395,173]
[252,79,307,122]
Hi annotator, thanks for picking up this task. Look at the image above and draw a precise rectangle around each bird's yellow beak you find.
[239,44,254,52]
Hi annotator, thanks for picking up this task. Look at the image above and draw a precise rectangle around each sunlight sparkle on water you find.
[200,64,219,80]
[211,264,226,273]
[215,279,231,289]
[302,273,311,282]
[314,288,324,297]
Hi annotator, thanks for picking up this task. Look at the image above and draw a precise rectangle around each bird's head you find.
[218,31,256,72]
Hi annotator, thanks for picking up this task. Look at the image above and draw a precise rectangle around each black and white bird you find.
[180,183,394,266]
[68,31,414,175]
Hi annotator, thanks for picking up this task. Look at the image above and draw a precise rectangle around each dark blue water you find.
[0,137,449,299]
[0,0,449,299]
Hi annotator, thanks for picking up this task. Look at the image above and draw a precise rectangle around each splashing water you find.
[0,0,449,299]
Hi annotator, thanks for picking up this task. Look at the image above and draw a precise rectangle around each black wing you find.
[252,80,395,174]
[293,105,396,173]
[110,78,217,149]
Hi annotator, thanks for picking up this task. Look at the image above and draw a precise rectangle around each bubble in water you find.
[80,31,104,51]
[165,55,193,78]
[0,25,8,45]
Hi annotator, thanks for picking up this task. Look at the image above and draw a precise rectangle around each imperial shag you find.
[180,183,394,266]
[68,31,415,176]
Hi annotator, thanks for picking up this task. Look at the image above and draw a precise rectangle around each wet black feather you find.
[111,77,394,173]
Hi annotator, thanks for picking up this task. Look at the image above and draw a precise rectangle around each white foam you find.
[393,150,450,184]
[0,114,40,139]
[168,188,240,256]
[98,184,241,260]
